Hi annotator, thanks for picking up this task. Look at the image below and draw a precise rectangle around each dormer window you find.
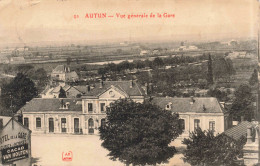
[165,102,172,110]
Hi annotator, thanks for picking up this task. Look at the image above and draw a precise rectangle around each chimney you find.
[246,126,253,144]
[190,96,195,104]
[86,85,90,92]
[99,80,103,88]
[60,99,64,109]
[149,83,153,94]
[130,80,133,88]
[144,83,148,95]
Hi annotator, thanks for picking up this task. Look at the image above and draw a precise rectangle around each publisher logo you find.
[62,151,73,161]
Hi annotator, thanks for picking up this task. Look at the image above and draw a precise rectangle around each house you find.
[41,84,83,98]
[18,81,145,135]
[188,46,198,50]
[9,56,25,64]
[0,116,31,165]
[50,65,79,82]
[140,50,149,56]
[151,97,228,138]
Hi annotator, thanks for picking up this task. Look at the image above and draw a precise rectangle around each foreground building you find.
[0,116,31,165]
[151,97,228,138]
[18,81,145,134]
[19,81,228,136]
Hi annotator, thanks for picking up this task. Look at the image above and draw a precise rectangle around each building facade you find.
[19,81,145,135]
[50,65,79,82]
[151,97,228,138]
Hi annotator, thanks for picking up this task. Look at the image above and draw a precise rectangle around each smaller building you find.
[9,57,25,64]
[51,65,79,82]
[151,97,228,138]
[41,84,83,98]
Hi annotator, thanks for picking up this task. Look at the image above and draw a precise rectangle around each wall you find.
[178,112,225,138]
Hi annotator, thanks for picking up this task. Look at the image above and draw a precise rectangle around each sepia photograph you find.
[0,0,259,165]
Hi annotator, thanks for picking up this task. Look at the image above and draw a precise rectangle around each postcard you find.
[0,0,259,165]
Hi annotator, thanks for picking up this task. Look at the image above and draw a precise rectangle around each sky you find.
[0,0,258,46]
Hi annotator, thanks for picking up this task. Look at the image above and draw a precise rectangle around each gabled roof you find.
[65,71,79,80]
[221,121,252,141]
[1,117,31,133]
[20,98,82,113]
[52,65,66,73]
[51,84,71,93]
[151,97,223,113]
[81,81,144,97]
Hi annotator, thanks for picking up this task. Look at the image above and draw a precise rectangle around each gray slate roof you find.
[151,97,223,113]
[20,98,82,113]
[221,121,252,141]
[81,81,145,97]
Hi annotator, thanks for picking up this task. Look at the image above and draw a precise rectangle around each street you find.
[31,134,189,166]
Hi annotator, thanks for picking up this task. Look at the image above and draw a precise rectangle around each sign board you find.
[2,144,29,164]
[0,118,31,165]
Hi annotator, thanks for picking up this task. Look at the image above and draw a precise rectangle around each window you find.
[61,118,67,133]
[194,119,200,130]
[36,118,41,128]
[24,118,29,128]
[101,119,106,129]
[209,121,215,132]
[88,118,94,128]
[88,103,93,112]
[100,103,105,112]
[179,119,185,130]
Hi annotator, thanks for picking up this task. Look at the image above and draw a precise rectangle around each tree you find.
[59,87,67,98]
[230,84,255,121]
[99,99,182,166]
[0,73,38,113]
[207,54,214,86]
[183,128,245,166]
[153,57,164,67]
[249,69,258,86]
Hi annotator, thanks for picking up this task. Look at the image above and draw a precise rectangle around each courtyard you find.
[31,134,189,166]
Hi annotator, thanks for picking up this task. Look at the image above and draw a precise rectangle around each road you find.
[31,134,189,166]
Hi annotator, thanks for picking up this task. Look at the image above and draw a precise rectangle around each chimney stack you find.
[99,80,103,88]
[246,126,253,144]
[130,80,133,88]
[190,96,195,104]
[149,83,153,94]
[86,85,90,92]
[145,83,148,95]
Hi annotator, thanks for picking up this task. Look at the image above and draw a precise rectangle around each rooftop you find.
[52,65,70,73]
[221,121,252,141]
[151,97,223,113]
[20,98,82,113]
[81,81,145,97]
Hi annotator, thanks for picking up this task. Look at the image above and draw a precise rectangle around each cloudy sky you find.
[0,0,258,46]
